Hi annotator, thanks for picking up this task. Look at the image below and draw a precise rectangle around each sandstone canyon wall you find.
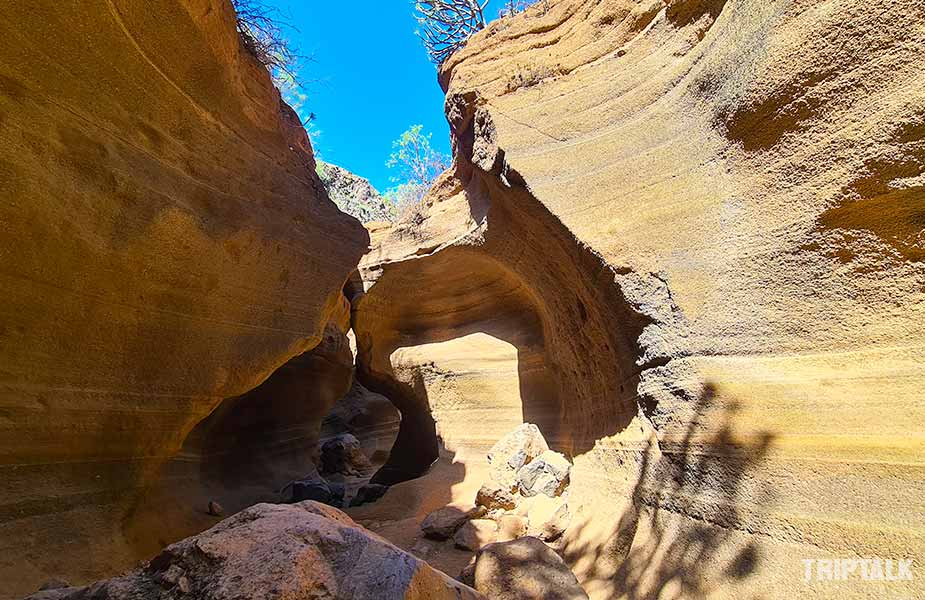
[354,0,925,598]
[0,0,368,596]
[2,0,924,598]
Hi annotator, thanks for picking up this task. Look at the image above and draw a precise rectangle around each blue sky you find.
[264,1,511,192]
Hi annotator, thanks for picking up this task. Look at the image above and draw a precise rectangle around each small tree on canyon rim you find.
[231,0,317,134]
[384,125,450,213]
[414,0,489,65]
[232,0,298,80]
[499,0,547,17]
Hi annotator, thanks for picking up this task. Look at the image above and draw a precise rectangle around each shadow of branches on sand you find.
[560,383,777,599]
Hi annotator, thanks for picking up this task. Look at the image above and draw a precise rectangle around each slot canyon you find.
[1,0,923,599]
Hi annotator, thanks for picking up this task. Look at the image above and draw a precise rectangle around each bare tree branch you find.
[231,0,304,85]
[414,0,489,65]
[498,0,545,18]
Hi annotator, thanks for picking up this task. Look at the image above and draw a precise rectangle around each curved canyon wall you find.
[356,0,924,598]
[0,0,367,596]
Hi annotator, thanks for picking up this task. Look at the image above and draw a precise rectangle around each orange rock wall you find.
[0,0,367,595]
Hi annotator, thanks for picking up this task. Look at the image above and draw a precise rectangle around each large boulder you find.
[23,502,483,600]
[516,450,571,498]
[487,424,550,483]
[454,519,499,552]
[472,537,588,600]
[421,505,484,540]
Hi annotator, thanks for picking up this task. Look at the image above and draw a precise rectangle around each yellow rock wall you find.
[357,0,924,597]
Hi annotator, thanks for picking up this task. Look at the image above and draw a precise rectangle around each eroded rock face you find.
[22,502,484,600]
[352,0,925,598]
[322,379,402,467]
[0,0,367,594]
[317,161,397,223]
[160,311,357,515]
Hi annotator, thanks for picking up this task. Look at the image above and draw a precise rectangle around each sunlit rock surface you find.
[317,161,398,223]
[0,0,367,595]
[22,502,484,600]
[352,0,925,598]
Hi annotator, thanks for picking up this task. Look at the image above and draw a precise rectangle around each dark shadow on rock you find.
[346,444,473,580]
[814,116,925,263]
[120,325,354,563]
[666,0,727,28]
[182,336,352,492]
[559,383,777,599]
[361,369,441,486]
[717,51,836,153]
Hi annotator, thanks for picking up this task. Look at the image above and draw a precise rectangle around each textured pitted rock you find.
[454,519,499,552]
[476,481,518,511]
[487,424,550,481]
[473,537,589,600]
[322,381,401,465]
[321,433,374,476]
[317,161,397,223]
[421,505,484,540]
[22,502,484,600]
[0,0,367,594]
[353,1,925,598]
[516,450,571,498]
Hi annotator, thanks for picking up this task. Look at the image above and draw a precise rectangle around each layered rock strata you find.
[0,0,367,595]
[352,1,925,598]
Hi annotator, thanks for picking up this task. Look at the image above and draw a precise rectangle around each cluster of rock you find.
[24,502,482,600]
[321,381,402,467]
[278,433,387,508]
[428,424,572,551]
[419,425,585,599]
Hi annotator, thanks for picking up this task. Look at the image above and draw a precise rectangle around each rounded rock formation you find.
[0,0,367,594]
